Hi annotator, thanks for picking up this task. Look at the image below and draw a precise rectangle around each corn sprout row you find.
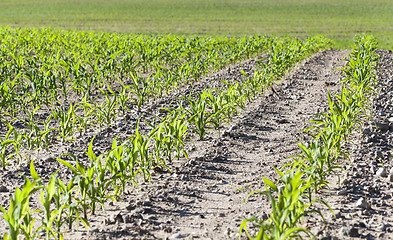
[240,35,378,240]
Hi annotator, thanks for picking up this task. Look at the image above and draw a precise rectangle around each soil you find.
[1,49,393,240]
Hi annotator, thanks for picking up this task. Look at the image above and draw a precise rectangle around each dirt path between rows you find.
[82,49,350,240]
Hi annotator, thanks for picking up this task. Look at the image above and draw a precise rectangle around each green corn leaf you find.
[56,157,77,174]
[262,177,278,192]
[30,159,40,182]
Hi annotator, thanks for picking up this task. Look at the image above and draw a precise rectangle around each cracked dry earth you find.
[2,49,393,240]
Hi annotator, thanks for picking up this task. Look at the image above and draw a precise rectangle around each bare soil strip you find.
[81,49,349,240]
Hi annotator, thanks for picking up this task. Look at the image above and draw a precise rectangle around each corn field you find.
[0,27,382,239]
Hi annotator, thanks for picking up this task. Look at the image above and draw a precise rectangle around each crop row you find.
[240,35,378,239]
[0,30,332,240]
[0,27,276,115]
[0,27,280,169]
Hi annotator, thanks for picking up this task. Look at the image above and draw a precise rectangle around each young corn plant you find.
[96,89,118,127]
[206,91,227,136]
[148,110,189,167]
[54,176,87,232]
[76,95,96,135]
[117,83,133,116]
[56,154,98,221]
[105,138,139,194]
[51,103,78,142]
[129,73,154,111]
[0,125,15,170]
[147,118,172,168]
[240,168,329,240]
[221,85,241,123]
[131,126,153,182]
[85,137,118,202]
[20,115,54,150]
[186,91,215,140]
[0,178,41,240]
[38,176,60,240]
[164,110,189,161]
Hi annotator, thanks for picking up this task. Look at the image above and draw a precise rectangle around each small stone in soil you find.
[171,233,182,239]
[352,220,367,228]
[337,189,348,195]
[376,167,388,177]
[126,204,135,211]
[378,223,388,231]
[376,122,390,131]
[355,197,367,208]
[143,199,152,206]
[332,210,342,219]
[341,226,359,237]
[0,185,8,192]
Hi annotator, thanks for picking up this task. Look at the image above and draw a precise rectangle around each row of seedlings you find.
[240,35,378,239]
[0,28,276,169]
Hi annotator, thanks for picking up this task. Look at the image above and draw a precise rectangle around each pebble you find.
[376,122,390,131]
[0,185,8,192]
[126,204,135,211]
[147,215,157,220]
[108,212,124,223]
[378,223,388,231]
[341,226,359,237]
[332,210,342,219]
[318,234,332,240]
[352,220,367,228]
[337,189,348,196]
[44,157,55,162]
[171,233,182,239]
[376,168,388,177]
[123,214,131,223]
[143,199,152,206]
[355,197,367,209]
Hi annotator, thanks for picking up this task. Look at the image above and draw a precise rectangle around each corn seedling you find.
[240,168,329,240]
[130,73,154,111]
[105,138,138,194]
[96,89,118,127]
[206,91,228,136]
[0,125,15,169]
[186,91,215,140]
[131,126,153,182]
[0,178,41,240]
[56,154,97,220]
[117,84,133,116]
[51,103,78,142]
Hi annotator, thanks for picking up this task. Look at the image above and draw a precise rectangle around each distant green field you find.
[0,0,392,49]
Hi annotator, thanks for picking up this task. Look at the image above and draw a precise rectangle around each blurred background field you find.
[0,0,392,49]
